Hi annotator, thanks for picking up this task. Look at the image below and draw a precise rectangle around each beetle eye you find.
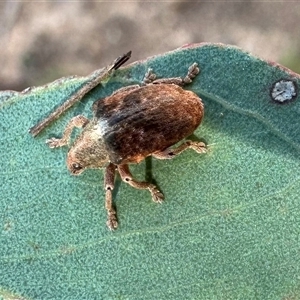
[72,163,82,171]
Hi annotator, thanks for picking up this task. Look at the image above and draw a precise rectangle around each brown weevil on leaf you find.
[30,52,206,230]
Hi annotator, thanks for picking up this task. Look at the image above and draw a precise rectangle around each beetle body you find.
[92,83,203,165]
[47,63,206,230]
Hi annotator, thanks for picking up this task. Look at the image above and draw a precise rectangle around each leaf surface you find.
[1,43,300,299]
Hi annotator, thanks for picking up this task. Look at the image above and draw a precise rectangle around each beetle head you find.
[67,123,110,175]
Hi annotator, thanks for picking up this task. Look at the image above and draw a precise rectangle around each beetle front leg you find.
[46,115,89,148]
[117,164,164,203]
[152,140,206,160]
[104,163,118,230]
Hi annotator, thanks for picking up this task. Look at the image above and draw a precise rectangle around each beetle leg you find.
[143,68,157,84]
[152,140,206,160]
[46,115,89,148]
[117,164,164,203]
[145,63,200,86]
[182,63,200,85]
[104,163,118,230]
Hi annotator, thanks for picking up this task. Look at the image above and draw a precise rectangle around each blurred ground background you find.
[0,1,300,91]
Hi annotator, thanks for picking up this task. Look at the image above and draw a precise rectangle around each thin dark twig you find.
[29,51,131,137]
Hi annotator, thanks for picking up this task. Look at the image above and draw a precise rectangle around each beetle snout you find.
[67,152,85,175]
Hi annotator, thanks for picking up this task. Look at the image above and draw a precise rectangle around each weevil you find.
[30,52,206,230]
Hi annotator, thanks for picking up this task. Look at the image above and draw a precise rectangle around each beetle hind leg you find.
[152,140,206,160]
[117,164,164,203]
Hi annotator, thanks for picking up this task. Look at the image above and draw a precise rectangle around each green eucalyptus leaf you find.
[1,43,300,299]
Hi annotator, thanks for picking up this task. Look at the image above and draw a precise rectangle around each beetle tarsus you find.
[183,63,200,84]
[143,68,157,84]
[188,141,207,154]
[152,140,206,160]
[148,184,164,203]
[46,137,67,148]
[107,210,118,230]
